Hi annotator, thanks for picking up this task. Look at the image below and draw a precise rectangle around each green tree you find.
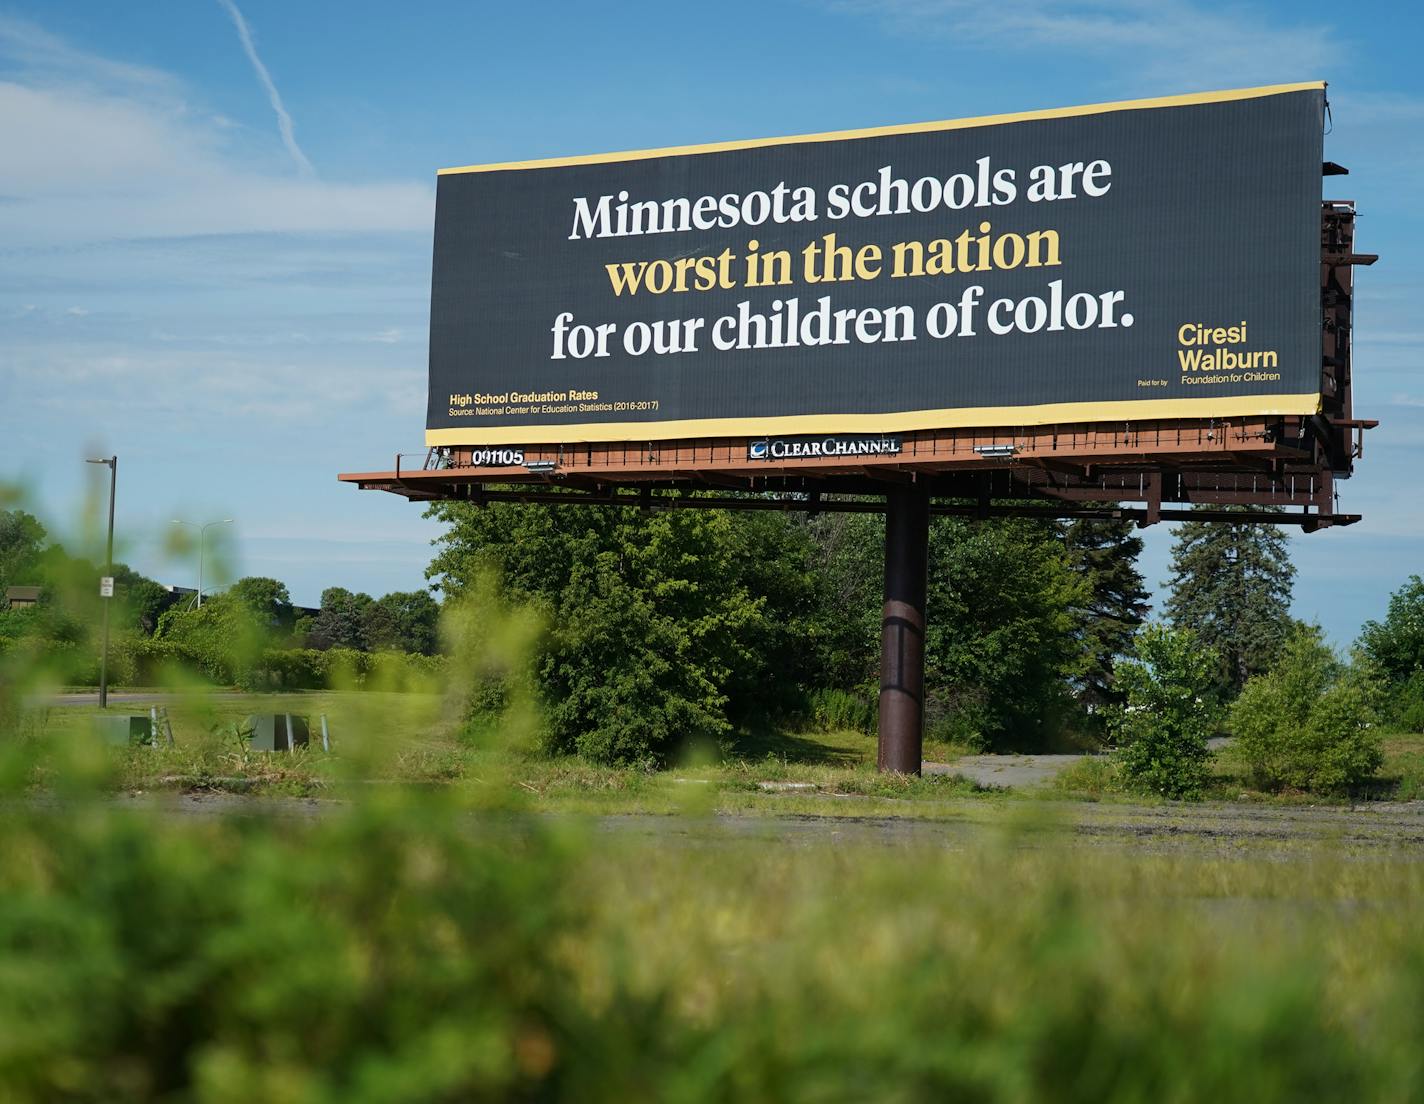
[0,508,47,591]
[14,542,97,654]
[310,587,373,651]
[1111,624,1220,800]
[228,576,296,636]
[924,517,1090,750]
[800,511,884,692]
[1164,508,1295,697]
[1357,577,1424,730]
[155,592,269,684]
[426,497,814,766]
[364,590,441,655]
[111,563,170,635]
[1358,575,1424,685]
[1231,625,1384,794]
[796,510,1151,746]
[1063,516,1150,710]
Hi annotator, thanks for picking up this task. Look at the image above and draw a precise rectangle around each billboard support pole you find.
[877,483,929,775]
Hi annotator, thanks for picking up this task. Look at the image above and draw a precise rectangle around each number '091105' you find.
[468,448,525,466]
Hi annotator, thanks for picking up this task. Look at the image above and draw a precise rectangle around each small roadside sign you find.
[99,577,114,598]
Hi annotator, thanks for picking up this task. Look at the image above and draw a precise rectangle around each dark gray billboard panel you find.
[427,83,1324,445]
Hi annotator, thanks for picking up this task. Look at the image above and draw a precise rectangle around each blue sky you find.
[0,0,1419,641]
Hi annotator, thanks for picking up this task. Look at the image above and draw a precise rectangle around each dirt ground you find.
[86,790,1424,857]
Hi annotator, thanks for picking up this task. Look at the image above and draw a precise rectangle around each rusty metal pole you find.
[878,483,929,774]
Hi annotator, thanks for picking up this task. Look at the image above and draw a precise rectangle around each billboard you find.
[426,83,1324,446]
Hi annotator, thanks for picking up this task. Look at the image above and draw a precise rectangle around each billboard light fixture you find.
[973,444,1018,458]
[524,459,558,474]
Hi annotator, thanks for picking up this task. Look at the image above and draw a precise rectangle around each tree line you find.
[6,499,1423,793]
[426,493,1424,791]
[422,495,1162,766]
[0,509,438,687]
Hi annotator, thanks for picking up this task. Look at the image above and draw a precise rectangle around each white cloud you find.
[1329,90,1424,126]
[0,337,425,425]
[0,15,176,98]
[214,0,315,178]
[0,19,430,245]
[832,0,1336,90]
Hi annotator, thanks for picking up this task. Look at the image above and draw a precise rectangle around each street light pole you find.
[86,455,117,709]
[172,518,233,608]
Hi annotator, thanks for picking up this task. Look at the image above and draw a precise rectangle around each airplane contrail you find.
[215,0,316,178]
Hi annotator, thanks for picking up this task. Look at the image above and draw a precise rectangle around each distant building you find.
[5,585,41,610]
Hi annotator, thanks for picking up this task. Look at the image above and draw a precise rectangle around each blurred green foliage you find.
[0,507,183,667]
[2,767,1424,1100]
[0,505,442,692]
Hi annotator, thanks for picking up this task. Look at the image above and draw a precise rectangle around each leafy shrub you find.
[365,649,447,692]
[1109,624,1220,800]
[123,637,188,685]
[1230,626,1384,794]
[1390,671,1424,734]
[239,647,329,690]
[235,648,448,693]
[0,793,583,1102]
[808,687,875,733]
[1052,755,1122,799]
[924,686,994,750]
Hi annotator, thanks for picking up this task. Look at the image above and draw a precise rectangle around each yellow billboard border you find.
[425,393,1322,447]
[437,82,1325,176]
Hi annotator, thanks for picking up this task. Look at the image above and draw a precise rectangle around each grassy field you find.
[23,690,1424,822]
[27,691,989,815]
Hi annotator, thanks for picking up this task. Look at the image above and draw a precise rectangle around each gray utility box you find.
[246,714,310,752]
[93,715,153,747]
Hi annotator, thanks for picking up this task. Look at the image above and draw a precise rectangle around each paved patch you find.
[40,691,245,707]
